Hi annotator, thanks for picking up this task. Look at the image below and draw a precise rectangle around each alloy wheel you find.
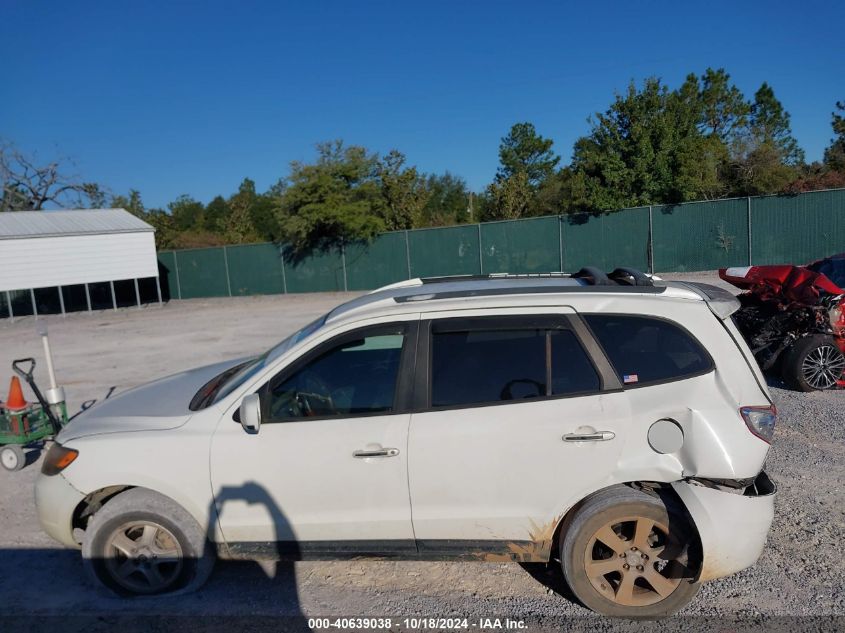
[104,521,183,594]
[802,344,845,390]
[583,515,686,607]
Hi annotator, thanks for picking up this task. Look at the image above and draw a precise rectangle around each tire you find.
[0,445,25,472]
[781,334,845,391]
[560,486,700,618]
[82,488,215,597]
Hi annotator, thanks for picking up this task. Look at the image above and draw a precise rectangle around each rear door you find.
[406,309,629,560]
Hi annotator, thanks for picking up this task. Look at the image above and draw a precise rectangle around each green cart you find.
[0,358,68,472]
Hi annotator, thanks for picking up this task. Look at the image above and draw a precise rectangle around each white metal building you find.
[0,209,160,318]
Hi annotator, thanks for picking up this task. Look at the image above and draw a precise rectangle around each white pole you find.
[36,321,58,390]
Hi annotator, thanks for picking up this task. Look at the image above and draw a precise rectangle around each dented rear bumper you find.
[671,471,776,582]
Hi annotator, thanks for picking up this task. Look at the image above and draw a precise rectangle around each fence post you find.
[341,244,348,292]
[222,246,233,297]
[172,253,183,300]
[648,206,654,274]
[747,197,752,265]
[279,246,288,294]
[558,215,564,272]
[477,223,483,274]
[404,230,412,279]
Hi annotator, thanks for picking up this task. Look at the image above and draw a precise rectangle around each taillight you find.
[740,405,777,443]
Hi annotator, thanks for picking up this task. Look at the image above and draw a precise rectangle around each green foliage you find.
[378,150,428,230]
[419,172,470,225]
[484,171,532,220]
[824,101,845,171]
[276,140,387,260]
[496,122,559,186]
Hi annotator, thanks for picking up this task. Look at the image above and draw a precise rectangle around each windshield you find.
[190,313,328,410]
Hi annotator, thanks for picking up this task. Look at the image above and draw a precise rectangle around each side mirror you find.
[239,393,262,434]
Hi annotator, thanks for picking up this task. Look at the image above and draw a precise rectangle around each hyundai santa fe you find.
[35,268,777,618]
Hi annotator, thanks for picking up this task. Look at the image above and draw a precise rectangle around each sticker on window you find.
[623,374,639,384]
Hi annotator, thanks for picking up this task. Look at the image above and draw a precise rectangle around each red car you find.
[719,253,845,391]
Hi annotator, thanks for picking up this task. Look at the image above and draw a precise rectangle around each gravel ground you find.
[0,274,843,632]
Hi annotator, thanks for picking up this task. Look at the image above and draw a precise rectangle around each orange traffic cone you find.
[6,376,28,411]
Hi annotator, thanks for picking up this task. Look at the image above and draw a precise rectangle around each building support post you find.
[134,278,141,308]
[109,281,117,311]
[155,276,163,306]
[84,283,92,313]
[58,286,66,317]
[30,289,38,317]
[5,291,13,322]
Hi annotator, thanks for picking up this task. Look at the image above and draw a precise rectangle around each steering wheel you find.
[500,378,545,401]
[294,371,335,417]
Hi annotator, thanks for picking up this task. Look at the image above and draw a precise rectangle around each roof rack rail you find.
[419,268,655,288]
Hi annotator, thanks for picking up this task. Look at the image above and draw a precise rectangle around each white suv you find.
[35,270,777,618]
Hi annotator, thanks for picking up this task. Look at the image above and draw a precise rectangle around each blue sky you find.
[2,0,843,208]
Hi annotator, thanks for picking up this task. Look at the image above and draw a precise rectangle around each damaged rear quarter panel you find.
[671,472,776,581]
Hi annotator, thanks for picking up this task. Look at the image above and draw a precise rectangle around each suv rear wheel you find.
[560,486,699,618]
[81,488,215,596]
[782,334,845,391]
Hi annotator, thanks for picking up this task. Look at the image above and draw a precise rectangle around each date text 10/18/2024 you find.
[308,618,528,630]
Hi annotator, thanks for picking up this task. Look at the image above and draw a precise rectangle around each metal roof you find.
[0,209,154,240]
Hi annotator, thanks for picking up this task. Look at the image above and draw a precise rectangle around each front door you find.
[210,319,418,557]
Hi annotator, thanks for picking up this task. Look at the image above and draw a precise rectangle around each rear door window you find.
[429,319,601,408]
[584,315,712,386]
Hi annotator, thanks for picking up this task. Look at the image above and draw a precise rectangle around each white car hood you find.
[57,357,249,442]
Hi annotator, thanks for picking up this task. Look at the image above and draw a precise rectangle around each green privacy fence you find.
[157,188,845,299]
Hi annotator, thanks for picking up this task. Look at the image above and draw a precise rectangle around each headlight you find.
[740,405,777,443]
[41,443,79,476]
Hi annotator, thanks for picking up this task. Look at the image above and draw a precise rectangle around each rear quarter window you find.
[584,314,713,387]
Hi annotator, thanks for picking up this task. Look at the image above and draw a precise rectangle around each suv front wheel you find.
[81,488,215,596]
[560,486,700,618]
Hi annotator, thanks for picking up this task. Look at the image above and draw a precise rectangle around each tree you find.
[697,68,750,142]
[484,171,532,220]
[224,178,261,243]
[168,195,205,232]
[110,189,146,217]
[729,83,804,194]
[824,101,845,171]
[276,140,386,259]
[419,172,471,225]
[748,83,804,165]
[565,78,715,210]
[204,195,230,233]
[496,122,559,187]
[378,150,429,230]
[0,141,104,211]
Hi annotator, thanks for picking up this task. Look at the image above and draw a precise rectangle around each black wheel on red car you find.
[782,334,845,391]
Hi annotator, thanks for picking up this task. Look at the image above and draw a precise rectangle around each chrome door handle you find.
[562,431,615,442]
[353,448,400,458]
